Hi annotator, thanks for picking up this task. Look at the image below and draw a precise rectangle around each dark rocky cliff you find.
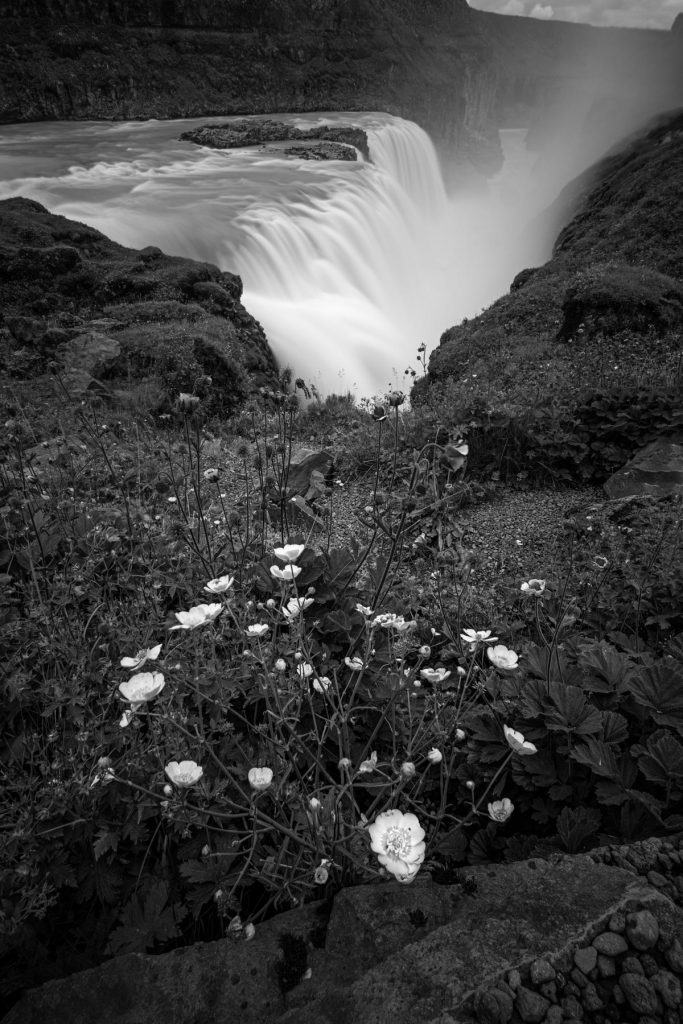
[1,0,681,181]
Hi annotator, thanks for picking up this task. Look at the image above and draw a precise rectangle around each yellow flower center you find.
[384,825,411,859]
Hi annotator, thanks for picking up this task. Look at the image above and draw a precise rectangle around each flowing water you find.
[0,112,551,397]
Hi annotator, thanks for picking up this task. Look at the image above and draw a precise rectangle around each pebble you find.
[652,970,682,1009]
[515,985,550,1023]
[608,912,626,933]
[619,972,658,1014]
[621,956,644,975]
[640,953,659,977]
[573,947,597,975]
[530,959,555,985]
[544,1007,563,1024]
[592,932,628,957]
[646,869,668,887]
[570,969,588,989]
[474,987,514,1024]
[667,937,683,966]
[581,982,603,1011]
[560,994,583,1018]
[507,969,522,991]
[597,954,616,978]
[625,911,659,952]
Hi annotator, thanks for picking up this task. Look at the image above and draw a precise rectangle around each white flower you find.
[165,760,204,788]
[297,662,314,679]
[314,864,329,885]
[338,757,352,771]
[367,809,426,885]
[460,628,498,647]
[274,658,287,672]
[309,797,322,811]
[487,645,519,671]
[400,761,416,779]
[313,675,332,693]
[503,724,537,756]
[203,467,220,483]
[119,672,165,709]
[204,575,235,594]
[454,728,466,742]
[355,603,373,617]
[246,623,269,637]
[243,923,256,941]
[419,667,451,684]
[520,579,546,597]
[358,751,378,774]
[282,597,314,620]
[270,564,302,581]
[372,613,413,632]
[120,644,162,671]
[248,766,273,792]
[427,748,443,765]
[273,543,306,562]
[344,656,365,671]
[592,555,609,571]
[418,645,431,657]
[488,797,514,822]
[170,604,223,630]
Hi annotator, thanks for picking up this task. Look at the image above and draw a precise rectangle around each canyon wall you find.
[1,0,682,180]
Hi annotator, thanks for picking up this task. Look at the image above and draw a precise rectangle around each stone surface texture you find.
[6,841,683,1024]
[604,439,683,500]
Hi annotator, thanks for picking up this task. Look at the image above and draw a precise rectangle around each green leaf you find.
[106,879,186,956]
[570,738,620,778]
[544,686,603,736]
[93,830,119,861]
[556,805,602,854]
[636,730,683,787]
[578,642,635,693]
[626,666,683,733]
[600,710,630,746]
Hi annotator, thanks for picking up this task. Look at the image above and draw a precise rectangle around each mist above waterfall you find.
[0,113,564,397]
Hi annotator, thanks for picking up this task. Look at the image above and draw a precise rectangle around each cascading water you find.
[0,113,547,397]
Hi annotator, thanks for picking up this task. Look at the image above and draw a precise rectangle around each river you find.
[0,112,551,398]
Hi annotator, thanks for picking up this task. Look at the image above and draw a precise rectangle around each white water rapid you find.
[0,113,550,397]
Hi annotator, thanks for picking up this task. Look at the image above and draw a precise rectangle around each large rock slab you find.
[604,438,683,499]
[2,900,328,1024]
[4,853,683,1024]
[276,857,677,1024]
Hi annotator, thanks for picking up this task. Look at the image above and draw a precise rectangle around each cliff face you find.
[421,108,683,390]
[1,0,681,182]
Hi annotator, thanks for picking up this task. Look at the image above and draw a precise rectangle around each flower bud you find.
[427,748,443,765]
[400,761,416,780]
[418,645,431,657]
[163,784,173,797]
[243,923,256,941]
[274,658,287,672]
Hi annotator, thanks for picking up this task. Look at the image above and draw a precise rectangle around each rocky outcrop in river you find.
[1,0,681,182]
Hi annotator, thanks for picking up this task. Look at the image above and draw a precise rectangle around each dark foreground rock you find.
[4,841,683,1024]
[181,119,370,161]
[0,197,278,414]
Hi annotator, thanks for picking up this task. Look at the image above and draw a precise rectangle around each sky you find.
[468,0,683,29]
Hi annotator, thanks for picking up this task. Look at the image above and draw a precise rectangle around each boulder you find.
[4,852,683,1024]
[603,438,683,499]
[286,449,334,498]
[56,331,121,378]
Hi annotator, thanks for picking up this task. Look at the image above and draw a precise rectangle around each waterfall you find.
[0,114,546,398]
